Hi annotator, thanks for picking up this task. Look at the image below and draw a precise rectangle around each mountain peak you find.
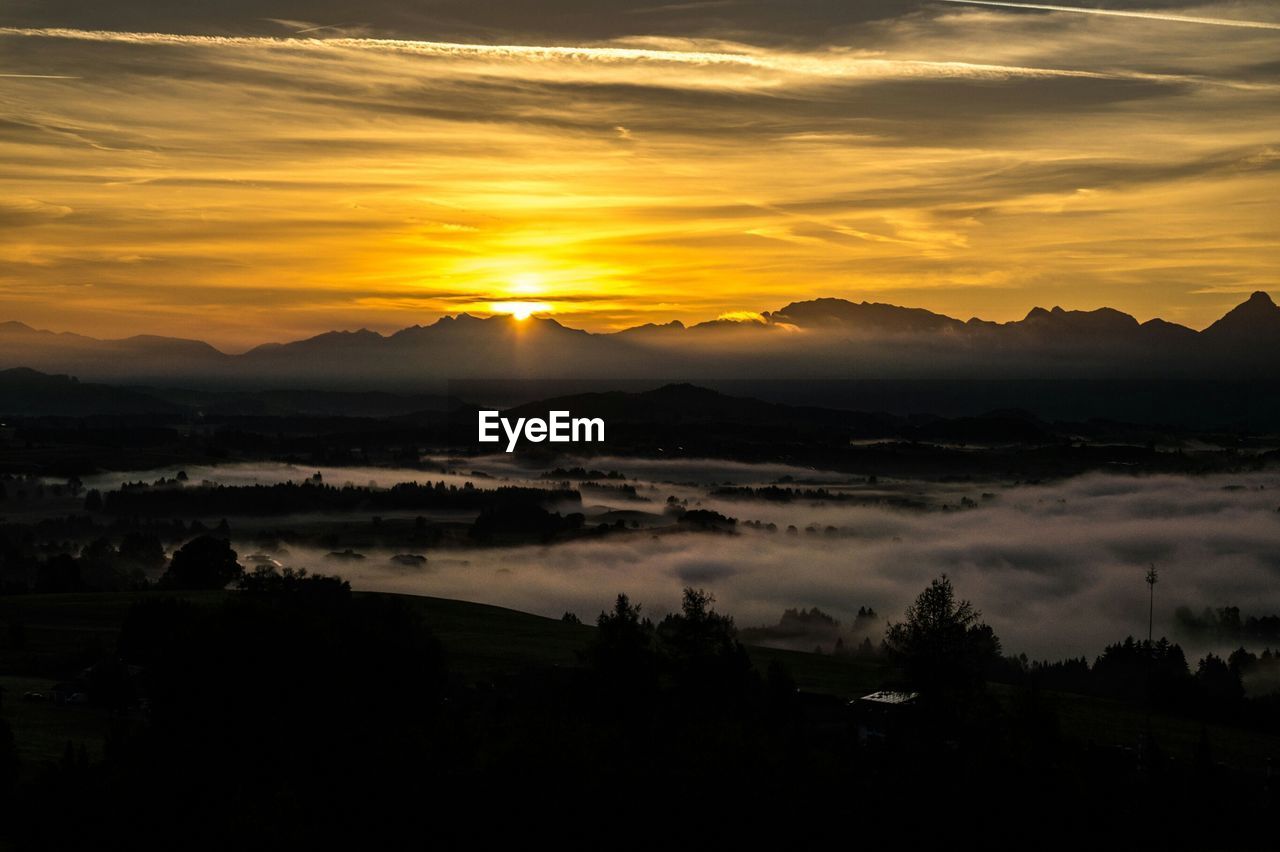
[1202,290,1279,340]
[613,320,686,336]
[1017,304,1138,334]
[1220,290,1277,317]
[768,298,963,333]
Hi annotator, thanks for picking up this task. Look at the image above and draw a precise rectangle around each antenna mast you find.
[1145,564,1158,647]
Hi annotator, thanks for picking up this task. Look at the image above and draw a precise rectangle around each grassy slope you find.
[393,593,884,696]
[0,590,881,763]
[2,591,1276,771]
[1,592,223,764]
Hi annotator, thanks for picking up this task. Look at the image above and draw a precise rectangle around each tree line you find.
[4,572,1278,848]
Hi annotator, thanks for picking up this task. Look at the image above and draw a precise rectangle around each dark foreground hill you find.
[2,588,1278,848]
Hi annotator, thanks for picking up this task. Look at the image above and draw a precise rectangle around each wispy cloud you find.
[935,0,1280,30]
[0,26,1187,85]
[629,0,743,14]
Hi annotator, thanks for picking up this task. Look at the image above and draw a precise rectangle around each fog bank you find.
[217,465,1280,660]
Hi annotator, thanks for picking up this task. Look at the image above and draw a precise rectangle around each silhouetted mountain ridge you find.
[1,293,1275,388]
[766,298,965,333]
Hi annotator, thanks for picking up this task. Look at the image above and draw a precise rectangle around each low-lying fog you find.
[102,458,1280,661]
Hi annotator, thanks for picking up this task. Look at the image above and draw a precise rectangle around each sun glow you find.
[490,301,553,320]
[716,311,767,323]
[509,273,545,294]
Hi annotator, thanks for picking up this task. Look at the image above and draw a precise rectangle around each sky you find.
[1,0,1278,348]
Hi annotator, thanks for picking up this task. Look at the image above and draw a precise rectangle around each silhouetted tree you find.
[654,589,756,705]
[884,574,1001,702]
[469,501,584,544]
[160,535,241,589]
[78,537,119,590]
[35,553,82,593]
[657,588,737,659]
[586,594,658,703]
[676,509,736,530]
[236,565,349,599]
[590,594,653,664]
[119,531,165,573]
[1092,636,1192,706]
[1196,652,1244,709]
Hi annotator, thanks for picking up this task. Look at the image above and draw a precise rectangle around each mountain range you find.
[2,292,1277,392]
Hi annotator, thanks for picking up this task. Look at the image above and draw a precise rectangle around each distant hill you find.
[0,321,230,381]
[0,368,182,416]
[505,382,905,438]
[0,368,469,419]
[149,387,459,418]
[502,382,1064,448]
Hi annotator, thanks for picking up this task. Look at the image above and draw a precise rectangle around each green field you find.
[2,590,1277,773]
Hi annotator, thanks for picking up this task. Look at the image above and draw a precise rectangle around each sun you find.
[483,271,552,320]
[489,300,552,320]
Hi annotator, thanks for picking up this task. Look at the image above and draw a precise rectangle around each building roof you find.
[855,690,919,706]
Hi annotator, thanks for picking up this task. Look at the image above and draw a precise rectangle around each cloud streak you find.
[935,0,1280,30]
[0,26,1155,84]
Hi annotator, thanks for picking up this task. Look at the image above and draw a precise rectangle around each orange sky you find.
[1,2,1278,348]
